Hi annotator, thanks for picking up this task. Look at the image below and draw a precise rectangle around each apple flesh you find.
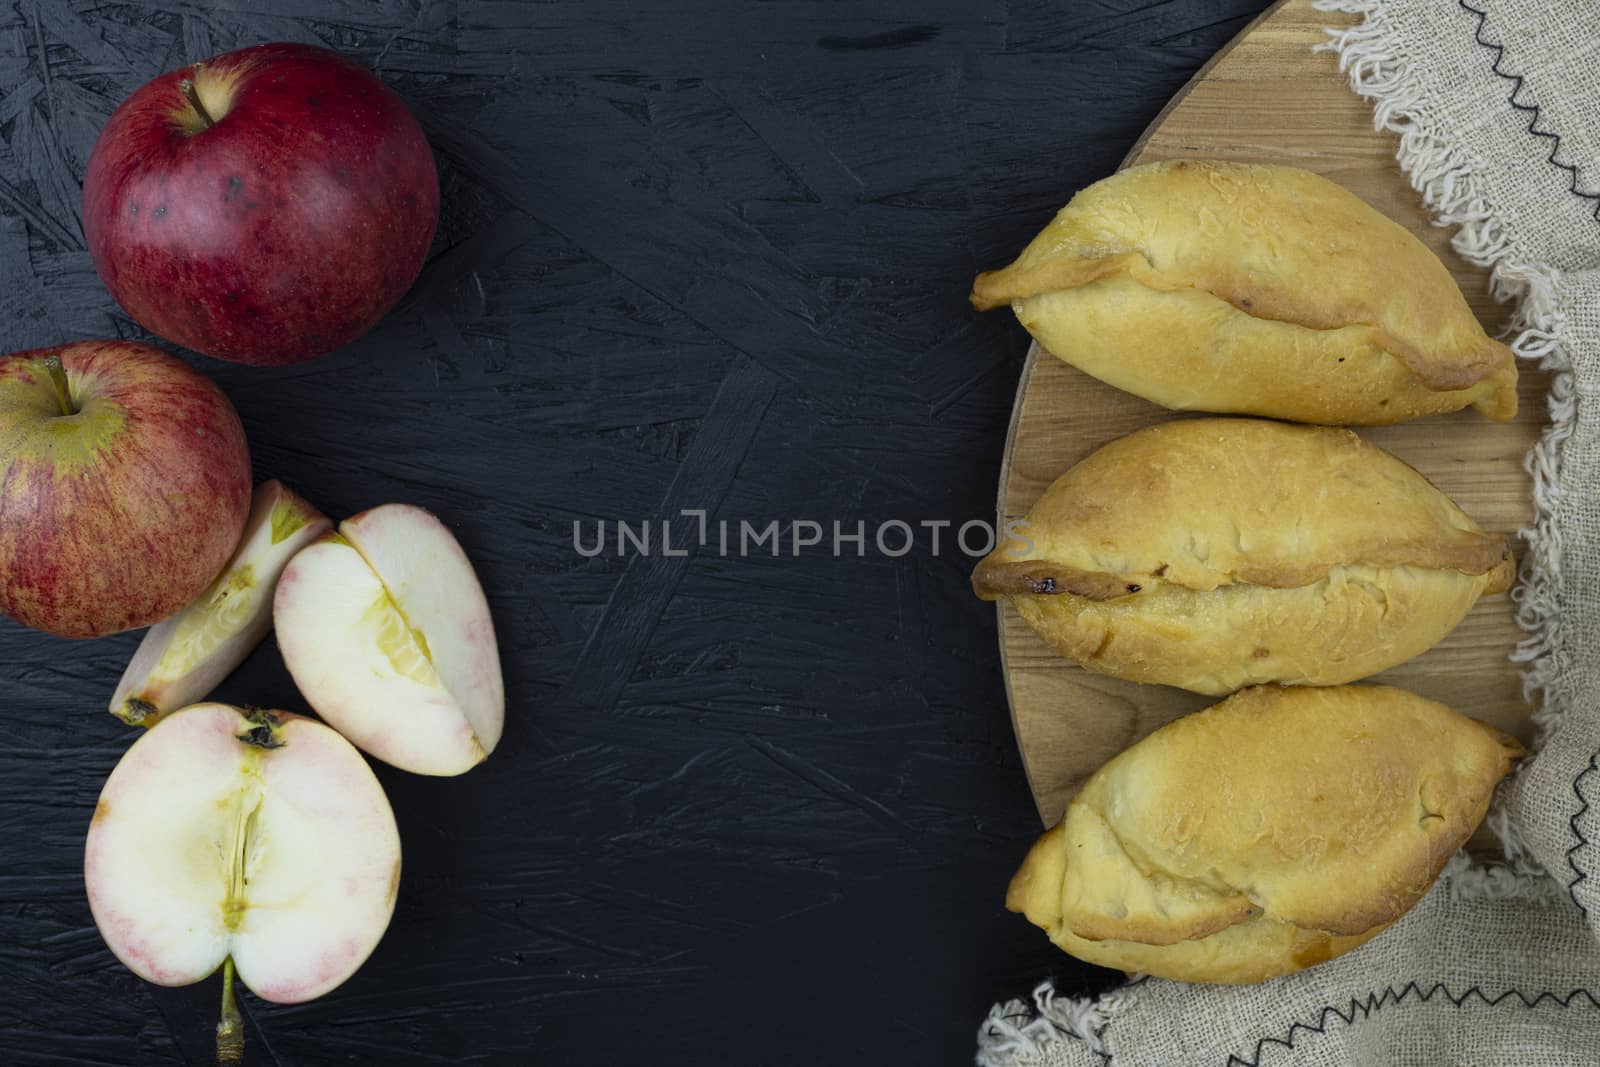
[0,341,251,638]
[111,481,332,727]
[82,42,439,365]
[275,504,504,775]
[85,703,400,1061]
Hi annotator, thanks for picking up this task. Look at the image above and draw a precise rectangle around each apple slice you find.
[274,504,504,775]
[110,481,332,726]
[85,703,400,1063]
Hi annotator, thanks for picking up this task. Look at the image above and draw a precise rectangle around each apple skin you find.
[82,42,439,366]
[0,341,252,638]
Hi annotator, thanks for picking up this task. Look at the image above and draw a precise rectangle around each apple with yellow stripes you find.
[0,341,251,638]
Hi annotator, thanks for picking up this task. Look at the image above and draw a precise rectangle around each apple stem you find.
[42,356,75,417]
[180,78,216,129]
[216,956,244,1066]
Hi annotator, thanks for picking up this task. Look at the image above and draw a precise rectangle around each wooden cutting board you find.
[995,0,1548,832]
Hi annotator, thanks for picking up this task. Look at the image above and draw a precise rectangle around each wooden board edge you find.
[993,340,1049,818]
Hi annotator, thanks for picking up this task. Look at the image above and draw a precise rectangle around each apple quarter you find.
[275,504,504,776]
[84,703,400,1004]
[111,480,331,726]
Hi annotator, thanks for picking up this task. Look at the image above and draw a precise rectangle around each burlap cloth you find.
[976,2,1600,1062]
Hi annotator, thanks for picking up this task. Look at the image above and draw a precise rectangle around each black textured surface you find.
[0,3,1264,1064]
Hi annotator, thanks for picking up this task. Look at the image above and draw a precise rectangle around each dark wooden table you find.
[0,2,1265,1063]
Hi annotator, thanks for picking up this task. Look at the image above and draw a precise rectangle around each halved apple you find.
[85,703,400,1062]
[274,503,504,775]
[110,481,331,726]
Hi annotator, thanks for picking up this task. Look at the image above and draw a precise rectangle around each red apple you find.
[82,42,439,366]
[0,341,252,638]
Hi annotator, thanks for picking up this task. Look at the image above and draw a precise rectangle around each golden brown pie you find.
[1007,684,1523,983]
[972,418,1513,694]
[971,161,1517,425]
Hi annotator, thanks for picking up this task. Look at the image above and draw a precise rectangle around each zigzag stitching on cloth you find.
[1568,753,1600,916]
[1458,0,1600,221]
[1452,0,1600,916]
[1090,1025,1110,1066]
[1226,982,1600,1067]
